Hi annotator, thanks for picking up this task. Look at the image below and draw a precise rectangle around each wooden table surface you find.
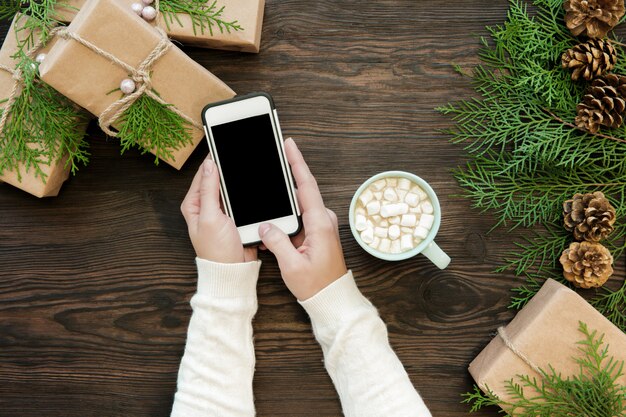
[0,1,591,415]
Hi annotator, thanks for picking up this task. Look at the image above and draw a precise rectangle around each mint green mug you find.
[349,171,451,269]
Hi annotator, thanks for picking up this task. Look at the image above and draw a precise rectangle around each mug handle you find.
[421,241,451,270]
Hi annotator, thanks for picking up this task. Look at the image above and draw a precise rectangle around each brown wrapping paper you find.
[40,0,235,170]
[469,278,626,408]
[56,0,265,53]
[0,15,83,198]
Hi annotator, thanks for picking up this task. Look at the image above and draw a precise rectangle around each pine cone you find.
[575,74,626,133]
[564,0,625,39]
[562,39,617,81]
[564,191,617,242]
[559,241,613,288]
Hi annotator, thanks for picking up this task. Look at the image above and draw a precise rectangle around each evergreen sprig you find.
[0,53,90,180]
[160,0,243,36]
[441,0,626,326]
[462,322,626,416]
[116,94,193,165]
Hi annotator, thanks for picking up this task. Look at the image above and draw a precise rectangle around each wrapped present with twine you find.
[0,14,89,198]
[468,278,626,412]
[40,0,235,170]
[56,0,265,53]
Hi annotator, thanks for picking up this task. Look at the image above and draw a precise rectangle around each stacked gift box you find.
[0,0,265,197]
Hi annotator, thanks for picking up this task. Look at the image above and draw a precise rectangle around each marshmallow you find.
[370,236,380,250]
[388,225,401,240]
[387,178,397,187]
[380,220,389,227]
[383,187,398,202]
[401,227,413,234]
[358,189,374,206]
[419,214,435,229]
[366,200,381,216]
[374,227,388,238]
[389,216,400,225]
[414,226,429,239]
[397,189,408,200]
[361,227,374,244]
[401,234,414,251]
[410,206,422,214]
[398,178,411,190]
[355,214,368,231]
[411,186,428,201]
[371,179,387,191]
[421,201,434,214]
[400,214,417,227]
[379,238,391,252]
[380,203,409,218]
[367,220,375,229]
[372,215,382,224]
[405,192,420,207]
[374,191,383,201]
[390,239,401,254]
[356,207,366,216]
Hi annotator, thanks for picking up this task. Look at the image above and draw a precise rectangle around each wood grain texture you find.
[2,0,622,416]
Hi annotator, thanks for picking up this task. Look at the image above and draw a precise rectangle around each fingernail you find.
[203,159,213,176]
[258,223,271,237]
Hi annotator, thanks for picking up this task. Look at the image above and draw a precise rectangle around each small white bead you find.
[120,78,136,94]
[142,5,158,21]
[35,53,46,63]
[131,2,144,15]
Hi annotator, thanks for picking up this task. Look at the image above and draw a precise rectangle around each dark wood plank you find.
[2,1,618,416]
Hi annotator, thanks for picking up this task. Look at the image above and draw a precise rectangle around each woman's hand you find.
[259,138,347,301]
[181,158,257,264]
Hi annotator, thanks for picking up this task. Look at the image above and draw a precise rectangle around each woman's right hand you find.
[258,138,348,301]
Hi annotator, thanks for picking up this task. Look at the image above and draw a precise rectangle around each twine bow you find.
[57,25,201,137]
[477,326,543,392]
[0,26,64,137]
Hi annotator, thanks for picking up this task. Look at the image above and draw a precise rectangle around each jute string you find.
[56,25,201,137]
[477,326,543,392]
[0,26,64,137]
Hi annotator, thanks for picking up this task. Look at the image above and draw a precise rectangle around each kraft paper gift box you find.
[0,15,88,198]
[55,0,265,53]
[40,0,235,170]
[469,278,626,410]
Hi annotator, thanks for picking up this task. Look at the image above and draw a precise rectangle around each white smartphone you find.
[201,93,302,246]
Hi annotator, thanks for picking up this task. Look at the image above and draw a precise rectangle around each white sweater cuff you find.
[299,271,372,328]
[195,257,261,298]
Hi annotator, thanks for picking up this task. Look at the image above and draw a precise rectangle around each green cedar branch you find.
[462,322,626,416]
[0,53,90,181]
[116,94,193,165]
[441,0,626,328]
[160,0,243,36]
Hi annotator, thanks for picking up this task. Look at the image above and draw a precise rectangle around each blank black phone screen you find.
[211,114,293,227]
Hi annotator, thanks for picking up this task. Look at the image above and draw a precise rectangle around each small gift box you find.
[55,0,265,53]
[40,0,235,170]
[0,15,89,198]
[469,278,626,411]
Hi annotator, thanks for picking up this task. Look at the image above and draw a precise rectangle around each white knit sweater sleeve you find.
[170,258,261,417]
[299,271,432,417]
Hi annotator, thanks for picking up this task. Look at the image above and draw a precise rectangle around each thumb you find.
[259,223,300,266]
[199,159,221,221]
